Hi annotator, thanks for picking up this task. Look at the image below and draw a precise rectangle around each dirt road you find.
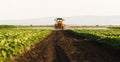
[11,30,120,62]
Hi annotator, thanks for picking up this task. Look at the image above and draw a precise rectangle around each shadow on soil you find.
[66,30,120,57]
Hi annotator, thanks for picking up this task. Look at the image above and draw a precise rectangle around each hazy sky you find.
[0,0,120,24]
[0,0,120,20]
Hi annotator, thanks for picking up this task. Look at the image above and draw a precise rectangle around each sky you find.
[0,0,120,25]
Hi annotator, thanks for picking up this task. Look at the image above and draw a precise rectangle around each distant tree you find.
[96,25,99,27]
[30,24,33,27]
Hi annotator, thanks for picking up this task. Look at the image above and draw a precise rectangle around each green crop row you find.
[107,26,120,29]
[73,29,120,49]
[0,29,52,62]
[0,25,15,29]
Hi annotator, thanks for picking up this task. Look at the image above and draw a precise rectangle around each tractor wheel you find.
[62,26,64,30]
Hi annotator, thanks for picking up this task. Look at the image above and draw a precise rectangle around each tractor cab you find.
[54,18,65,30]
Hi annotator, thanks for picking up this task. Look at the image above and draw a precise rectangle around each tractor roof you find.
[56,18,63,20]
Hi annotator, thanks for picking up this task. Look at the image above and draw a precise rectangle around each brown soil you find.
[10,30,120,62]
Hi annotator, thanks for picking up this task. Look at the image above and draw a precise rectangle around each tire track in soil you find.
[10,30,120,62]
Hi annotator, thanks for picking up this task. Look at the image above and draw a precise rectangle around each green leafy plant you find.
[0,29,51,62]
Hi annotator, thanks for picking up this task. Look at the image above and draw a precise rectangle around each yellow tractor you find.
[54,18,65,30]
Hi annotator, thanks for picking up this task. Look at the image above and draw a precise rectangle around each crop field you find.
[0,29,51,62]
[72,29,120,49]
[0,26,120,62]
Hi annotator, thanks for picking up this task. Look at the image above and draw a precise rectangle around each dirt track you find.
[11,30,120,62]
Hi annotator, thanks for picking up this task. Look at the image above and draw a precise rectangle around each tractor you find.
[54,18,65,30]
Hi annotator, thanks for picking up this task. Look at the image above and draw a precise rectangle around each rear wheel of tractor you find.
[62,26,64,30]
